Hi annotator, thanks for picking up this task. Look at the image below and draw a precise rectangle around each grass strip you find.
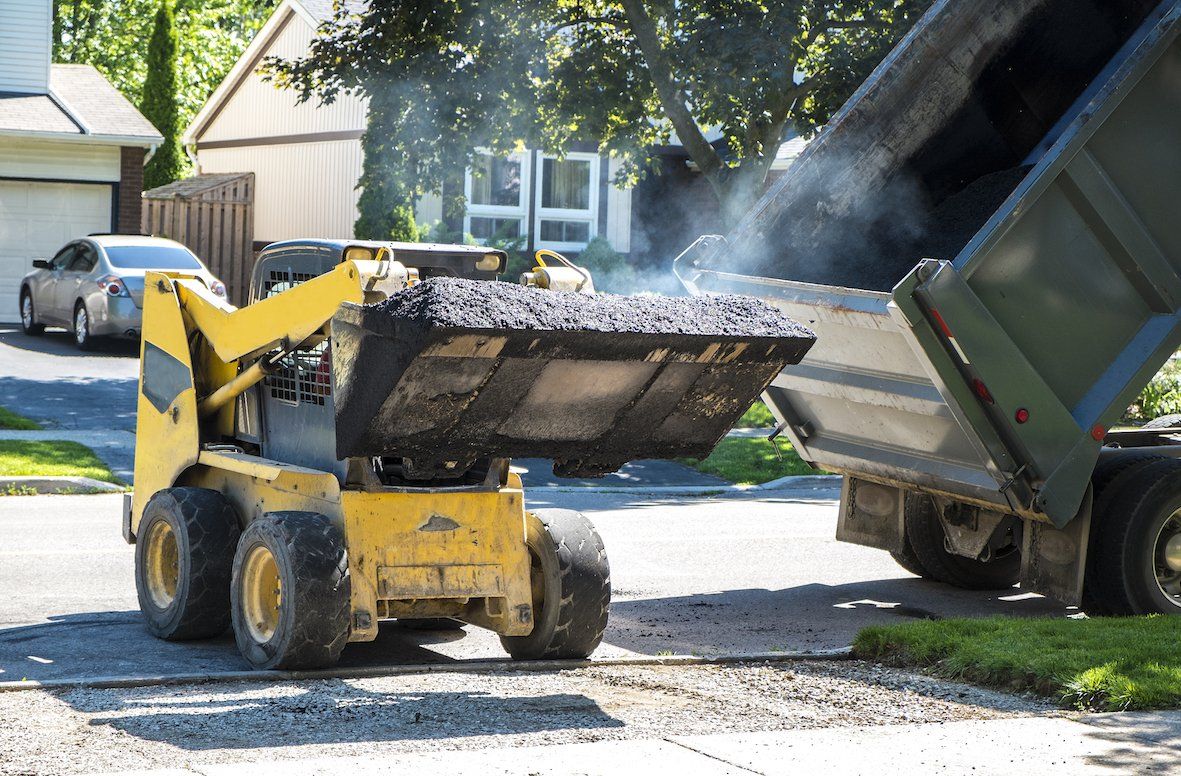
[680,436,816,484]
[854,616,1181,711]
[0,407,39,430]
[0,440,120,485]
[736,401,775,429]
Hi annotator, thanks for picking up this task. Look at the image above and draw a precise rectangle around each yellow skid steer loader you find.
[124,239,813,670]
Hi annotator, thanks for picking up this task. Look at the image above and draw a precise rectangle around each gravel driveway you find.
[0,661,1050,775]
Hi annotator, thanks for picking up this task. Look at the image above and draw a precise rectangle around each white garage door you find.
[0,180,113,322]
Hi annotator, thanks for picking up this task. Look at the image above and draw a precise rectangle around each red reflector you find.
[1091,424,1106,441]
[1015,408,1030,424]
[930,308,953,338]
[971,378,994,404]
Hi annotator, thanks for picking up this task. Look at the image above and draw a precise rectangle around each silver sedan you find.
[19,235,226,350]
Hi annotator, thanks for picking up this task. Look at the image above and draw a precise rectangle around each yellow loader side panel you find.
[130,274,201,536]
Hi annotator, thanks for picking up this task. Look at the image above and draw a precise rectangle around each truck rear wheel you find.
[500,509,610,661]
[135,487,241,640]
[1088,458,1181,615]
[231,512,351,670]
[890,533,931,578]
[903,495,1019,590]
[1084,452,1166,614]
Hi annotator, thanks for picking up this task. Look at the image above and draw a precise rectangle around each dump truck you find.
[124,239,813,669]
[677,0,1181,613]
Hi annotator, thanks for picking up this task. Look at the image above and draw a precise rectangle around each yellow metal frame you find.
[132,261,535,642]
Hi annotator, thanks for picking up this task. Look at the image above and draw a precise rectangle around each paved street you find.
[0,489,1067,683]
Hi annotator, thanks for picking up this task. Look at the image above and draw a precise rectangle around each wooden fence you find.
[142,173,256,305]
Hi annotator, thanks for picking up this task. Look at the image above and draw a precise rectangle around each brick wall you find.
[118,147,145,234]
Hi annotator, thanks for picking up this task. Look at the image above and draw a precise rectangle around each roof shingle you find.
[50,64,162,141]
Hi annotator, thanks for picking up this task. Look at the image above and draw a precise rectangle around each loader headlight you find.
[477,253,505,272]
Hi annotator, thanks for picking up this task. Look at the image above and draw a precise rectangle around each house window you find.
[535,153,599,251]
[465,152,529,245]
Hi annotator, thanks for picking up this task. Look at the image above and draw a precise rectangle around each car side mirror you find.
[32,259,51,270]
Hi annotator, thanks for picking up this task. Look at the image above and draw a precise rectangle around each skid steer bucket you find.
[330,278,815,478]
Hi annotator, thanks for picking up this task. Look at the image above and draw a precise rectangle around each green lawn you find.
[680,436,816,484]
[736,400,775,428]
[854,616,1181,711]
[0,440,120,485]
[0,406,39,430]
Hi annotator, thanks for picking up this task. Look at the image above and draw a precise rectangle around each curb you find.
[527,474,841,496]
[0,476,124,494]
[0,647,853,694]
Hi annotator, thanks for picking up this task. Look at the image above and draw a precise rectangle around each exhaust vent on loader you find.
[331,278,815,478]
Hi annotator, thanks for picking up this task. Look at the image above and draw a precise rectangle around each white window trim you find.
[534,151,600,252]
[464,150,531,245]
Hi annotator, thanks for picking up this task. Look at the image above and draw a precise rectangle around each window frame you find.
[534,151,600,253]
[464,150,531,246]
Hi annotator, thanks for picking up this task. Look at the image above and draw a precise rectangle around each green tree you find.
[355,91,420,240]
[54,1,276,133]
[269,0,930,228]
[141,1,185,188]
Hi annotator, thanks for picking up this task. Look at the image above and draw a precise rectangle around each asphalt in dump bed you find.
[755,166,1032,292]
[373,276,812,338]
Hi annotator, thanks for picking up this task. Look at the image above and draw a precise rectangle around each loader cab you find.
[238,239,508,480]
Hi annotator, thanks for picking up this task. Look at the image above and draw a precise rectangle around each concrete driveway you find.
[0,489,1068,684]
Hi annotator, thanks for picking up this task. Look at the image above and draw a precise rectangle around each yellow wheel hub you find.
[144,519,179,609]
[241,545,282,643]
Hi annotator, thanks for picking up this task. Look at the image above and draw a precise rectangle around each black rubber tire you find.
[890,532,931,578]
[231,511,351,670]
[1143,415,1181,430]
[903,494,1020,590]
[73,301,96,351]
[500,509,610,660]
[134,487,241,640]
[19,290,44,336]
[1088,457,1181,615]
[1083,452,1166,614]
[396,618,466,631]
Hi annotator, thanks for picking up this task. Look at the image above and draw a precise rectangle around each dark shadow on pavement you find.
[1,575,1070,683]
[62,677,624,750]
[0,612,474,683]
[0,326,139,359]
[1081,713,1181,772]
[603,577,1072,655]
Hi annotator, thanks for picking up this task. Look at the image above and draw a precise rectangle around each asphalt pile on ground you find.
[371,277,811,339]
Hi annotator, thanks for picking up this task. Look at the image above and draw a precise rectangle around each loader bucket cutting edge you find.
[330,295,815,479]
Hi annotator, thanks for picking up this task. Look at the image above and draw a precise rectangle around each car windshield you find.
[104,245,203,270]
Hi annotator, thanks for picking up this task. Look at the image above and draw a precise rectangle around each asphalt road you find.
[0,325,140,432]
[0,489,1067,683]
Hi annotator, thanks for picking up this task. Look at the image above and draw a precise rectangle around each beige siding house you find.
[183,0,633,254]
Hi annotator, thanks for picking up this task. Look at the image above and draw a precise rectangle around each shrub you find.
[1126,359,1181,423]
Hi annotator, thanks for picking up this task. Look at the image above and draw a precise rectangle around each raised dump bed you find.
[679,0,1181,534]
[331,277,815,478]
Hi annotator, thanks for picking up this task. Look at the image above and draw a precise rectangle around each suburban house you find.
[0,0,162,321]
[182,0,807,267]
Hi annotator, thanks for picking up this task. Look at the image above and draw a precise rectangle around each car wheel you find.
[73,302,95,351]
[19,291,44,336]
